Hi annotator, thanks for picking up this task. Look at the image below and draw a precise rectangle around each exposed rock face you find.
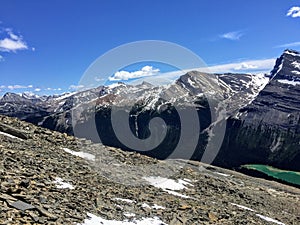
[0,92,51,124]
[0,115,299,224]
[216,50,300,171]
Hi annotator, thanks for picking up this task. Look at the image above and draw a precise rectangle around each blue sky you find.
[0,0,300,95]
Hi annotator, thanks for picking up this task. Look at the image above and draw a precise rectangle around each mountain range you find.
[1,49,299,172]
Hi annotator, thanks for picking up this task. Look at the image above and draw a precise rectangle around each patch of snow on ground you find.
[256,214,286,225]
[177,179,194,187]
[53,177,74,189]
[0,131,23,140]
[152,204,165,210]
[62,148,95,161]
[123,213,135,218]
[183,178,193,182]
[277,79,300,86]
[214,172,231,177]
[113,198,136,204]
[79,213,168,225]
[142,203,165,210]
[231,203,255,212]
[143,176,191,199]
[164,190,190,199]
[143,176,190,190]
[231,203,286,224]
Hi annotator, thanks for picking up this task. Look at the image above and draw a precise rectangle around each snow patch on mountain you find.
[271,61,283,79]
[291,70,300,75]
[291,61,300,70]
[108,82,126,89]
[284,50,300,57]
[54,92,76,101]
[277,79,300,86]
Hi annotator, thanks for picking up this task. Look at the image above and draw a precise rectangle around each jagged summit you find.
[284,49,300,55]
[271,49,300,81]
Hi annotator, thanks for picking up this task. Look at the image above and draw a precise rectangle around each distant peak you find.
[283,49,300,57]
[270,49,300,79]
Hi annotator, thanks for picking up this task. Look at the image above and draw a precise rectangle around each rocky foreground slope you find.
[0,115,299,224]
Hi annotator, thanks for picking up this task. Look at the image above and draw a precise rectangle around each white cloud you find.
[6,84,33,90]
[0,37,28,52]
[34,88,41,92]
[287,6,300,18]
[69,84,85,90]
[234,63,258,70]
[0,28,29,52]
[132,58,275,86]
[46,87,62,91]
[94,77,105,82]
[7,85,28,90]
[220,30,244,40]
[206,58,275,73]
[275,41,300,48]
[7,30,19,41]
[108,66,160,81]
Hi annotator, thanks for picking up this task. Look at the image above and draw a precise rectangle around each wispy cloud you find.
[233,63,258,70]
[0,84,64,95]
[220,30,244,41]
[7,84,32,90]
[108,66,160,81]
[206,58,275,73]
[275,41,300,48]
[0,29,28,52]
[0,84,35,91]
[46,87,62,91]
[131,58,275,86]
[69,84,85,90]
[287,6,300,18]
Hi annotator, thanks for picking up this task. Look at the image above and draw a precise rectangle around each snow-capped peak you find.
[283,49,300,57]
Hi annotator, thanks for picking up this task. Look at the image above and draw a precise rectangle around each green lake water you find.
[242,164,300,186]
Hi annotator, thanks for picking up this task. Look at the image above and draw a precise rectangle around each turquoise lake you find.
[242,164,300,186]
